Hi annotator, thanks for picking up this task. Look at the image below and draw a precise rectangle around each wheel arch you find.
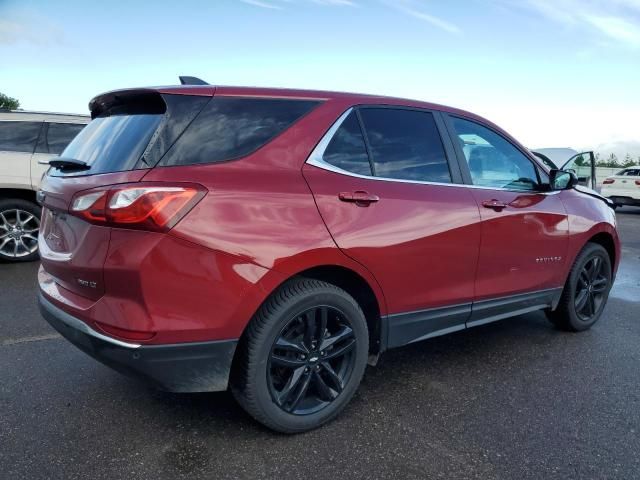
[0,188,38,204]
[587,231,617,272]
[232,261,387,381]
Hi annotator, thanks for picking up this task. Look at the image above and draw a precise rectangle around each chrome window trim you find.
[305,107,560,195]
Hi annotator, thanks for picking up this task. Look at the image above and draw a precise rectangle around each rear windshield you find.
[56,115,161,175]
[52,95,319,176]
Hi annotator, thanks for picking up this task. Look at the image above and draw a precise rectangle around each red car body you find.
[38,85,620,395]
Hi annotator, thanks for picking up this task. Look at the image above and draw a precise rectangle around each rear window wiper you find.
[49,157,91,172]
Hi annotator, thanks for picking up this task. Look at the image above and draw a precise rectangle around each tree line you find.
[574,153,639,168]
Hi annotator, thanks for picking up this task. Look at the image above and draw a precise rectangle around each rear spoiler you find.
[89,78,211,118]
[88,88,165,119]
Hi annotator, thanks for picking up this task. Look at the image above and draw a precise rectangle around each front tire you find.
[231,278,369,433]
[546,243,612,331]
[0,199,41,263]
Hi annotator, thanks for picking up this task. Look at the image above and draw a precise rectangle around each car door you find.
[561,151,596,190]
[443,114,570,325]
[303,106,481,348]
[32,122,86,188]
[0,120,43,189]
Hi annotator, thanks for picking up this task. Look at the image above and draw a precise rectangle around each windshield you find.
[53,114,162,176]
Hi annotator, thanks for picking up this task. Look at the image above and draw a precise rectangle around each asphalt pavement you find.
[1,208,639,479]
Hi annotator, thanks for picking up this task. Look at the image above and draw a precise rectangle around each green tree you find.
[0,92,20,110]
[623,154,635,167]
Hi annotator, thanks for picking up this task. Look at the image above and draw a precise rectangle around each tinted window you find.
[36,123,86,155]
[159,97,320,167]
[618,169,640,176]
[58,114,162,175]
[322,111,372,176]
[0,121,41,153]
[451,117,539,191]
[358,108,451,183]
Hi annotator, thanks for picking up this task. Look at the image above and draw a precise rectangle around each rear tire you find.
[0,199,41,263]
[231,278,369,433]
[546,243,612,331]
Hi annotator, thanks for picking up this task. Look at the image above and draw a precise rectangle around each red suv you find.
[38,83,620,433]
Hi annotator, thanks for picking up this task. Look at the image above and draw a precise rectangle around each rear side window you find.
[322,111,372,176]
[358,108,451,183]
[0,121,42,153]
[36,122,85,155]
[158,97,320,167]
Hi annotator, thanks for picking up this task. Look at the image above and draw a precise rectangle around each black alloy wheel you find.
[231,278,369,433]
[574,255,609,322]
[546,242,612,331]
[268,305,356,415]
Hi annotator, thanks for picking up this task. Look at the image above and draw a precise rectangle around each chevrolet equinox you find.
[37,83,620,433]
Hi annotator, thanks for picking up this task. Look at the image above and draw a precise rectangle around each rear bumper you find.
[39,293,238,392]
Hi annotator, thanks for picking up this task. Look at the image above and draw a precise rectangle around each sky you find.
[1,0,639,158]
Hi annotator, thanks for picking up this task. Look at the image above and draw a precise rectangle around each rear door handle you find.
[482,199,507,211]
[339,191,380,206]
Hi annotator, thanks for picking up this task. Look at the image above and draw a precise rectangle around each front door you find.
[304,107,481,348]
[445,114,569,321]
[562,151,596,190]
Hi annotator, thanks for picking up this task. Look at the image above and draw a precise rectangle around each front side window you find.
[0,121,42,153]
[322,111,372,176]
[358,108,451,183]
[451,117,539,191]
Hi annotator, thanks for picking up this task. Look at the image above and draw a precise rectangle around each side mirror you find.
[550,169,578,191]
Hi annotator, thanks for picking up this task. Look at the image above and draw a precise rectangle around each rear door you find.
[0,120,42,189]
[443,114,569,323]
[303,106,481,347]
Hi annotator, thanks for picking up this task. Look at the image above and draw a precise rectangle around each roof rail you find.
[179,76,209,86]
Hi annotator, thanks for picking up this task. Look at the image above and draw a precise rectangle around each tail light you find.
[70,183,206,232]
[636,180,640,186]
[602,179,615,184]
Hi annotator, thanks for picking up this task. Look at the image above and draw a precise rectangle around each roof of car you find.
[0,110,89,123]
[90,84,518,148]
[98,84,484,120]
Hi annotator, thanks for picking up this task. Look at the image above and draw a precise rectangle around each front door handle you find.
[482,199,507,211]
[339,191,380,206]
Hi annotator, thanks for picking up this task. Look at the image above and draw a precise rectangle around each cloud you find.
[510,0,640,48]
[239,0,283,9]
[239,0,356,8]
[583,14,640,47]
[0,15,65,46]
[382,0,461,34]
[311,0,356,5]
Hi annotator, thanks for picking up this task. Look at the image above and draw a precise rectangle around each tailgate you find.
[39,171,147,300]
[38,89,211,301]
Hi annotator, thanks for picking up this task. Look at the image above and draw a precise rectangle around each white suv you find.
[601,166,640,208]
[0,110,89,262]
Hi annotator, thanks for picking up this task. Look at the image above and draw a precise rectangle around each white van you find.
[0,110,89,262]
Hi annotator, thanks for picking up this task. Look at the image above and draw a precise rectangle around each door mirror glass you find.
[550,169,578,190]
